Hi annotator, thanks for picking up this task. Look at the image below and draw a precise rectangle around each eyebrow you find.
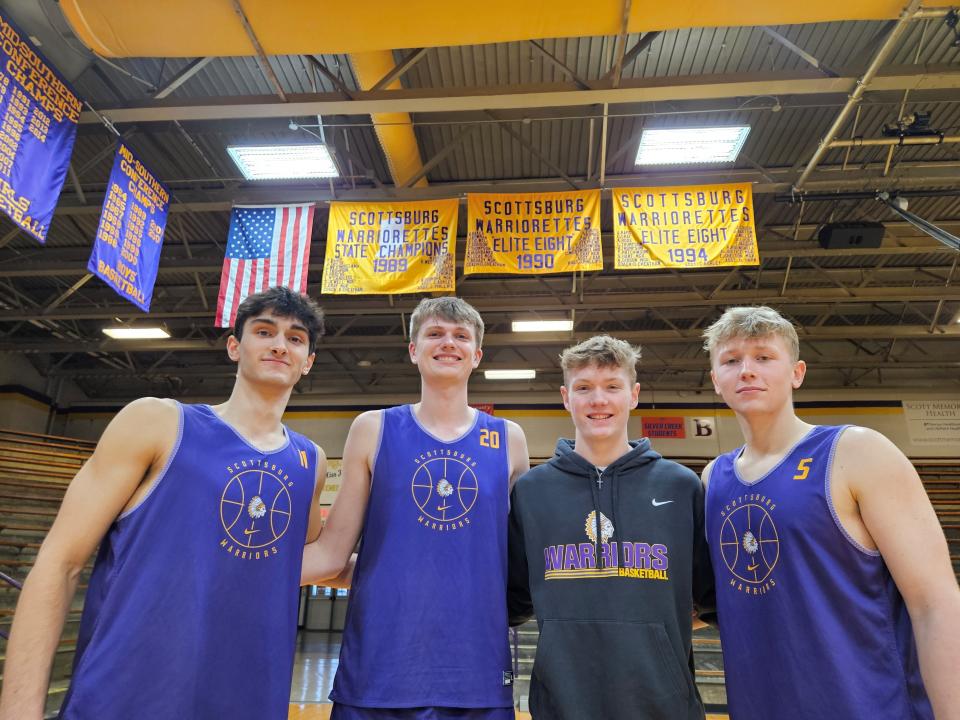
[250,316,309,334]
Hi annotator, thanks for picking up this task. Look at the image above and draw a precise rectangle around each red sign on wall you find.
[642,416,686,439]
[470,403,495,415]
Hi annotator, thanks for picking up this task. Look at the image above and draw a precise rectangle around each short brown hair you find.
[702,306,800,362]
[409,297,484,347]
[559,335,641,384]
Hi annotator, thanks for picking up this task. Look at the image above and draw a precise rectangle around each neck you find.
[736,404,813,457]
[415,380,473,429]
[573,434,633,468]
[214,377,292,440]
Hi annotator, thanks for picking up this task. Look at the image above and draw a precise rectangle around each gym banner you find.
[322,199,457,294]
[614,183,759,270]
[87,142,170,312]
[465,190,602,275]
[0,10,82,243]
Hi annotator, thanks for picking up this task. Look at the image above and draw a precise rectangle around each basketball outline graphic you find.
[719,503,780,584]
[220,468,292,549]
[411,457,479,522]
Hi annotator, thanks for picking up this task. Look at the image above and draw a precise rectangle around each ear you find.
[408,339,418,364]
[630,382,640,408]
[471,346,483,369]
[710,369,721,395]
[560,384,571,412]
[791,359,807,389]
[226,334,240,362]
[301,352,316,376]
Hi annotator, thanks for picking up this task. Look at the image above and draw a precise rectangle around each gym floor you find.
[287,631,727,719]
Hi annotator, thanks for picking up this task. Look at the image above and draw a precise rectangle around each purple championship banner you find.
[0,10,82,243]
[87,142,170,312]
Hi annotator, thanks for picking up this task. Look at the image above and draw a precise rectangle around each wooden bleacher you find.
[0,429,94,718]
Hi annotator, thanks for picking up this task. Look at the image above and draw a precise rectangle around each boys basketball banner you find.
[0,10,82,243]
[614,183,759,270]
[322,199,456,294]
[465,190,602,275]
[87,142,169,312]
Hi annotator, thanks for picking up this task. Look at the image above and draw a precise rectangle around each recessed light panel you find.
[635,126,751,165]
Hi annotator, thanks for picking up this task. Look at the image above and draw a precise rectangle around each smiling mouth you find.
[587,413,613,420]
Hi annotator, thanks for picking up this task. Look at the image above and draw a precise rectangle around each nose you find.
[270,336,289,355]
[588,389,606,405]
[738,358,756,377]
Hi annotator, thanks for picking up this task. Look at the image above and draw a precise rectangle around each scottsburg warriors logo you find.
[219,458,294,560]
[718,495,781,594]
[411,449,479,532]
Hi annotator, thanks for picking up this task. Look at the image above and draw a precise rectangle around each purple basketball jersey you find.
[705,425,932,719]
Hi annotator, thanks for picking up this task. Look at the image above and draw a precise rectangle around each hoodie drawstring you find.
[589,466,603,571]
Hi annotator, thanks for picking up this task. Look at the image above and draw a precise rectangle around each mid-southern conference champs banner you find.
[465,190,602,275]
[87,142,170,311]
[614,183,759,270]
[322,199,457,294]
[0,10,82,243]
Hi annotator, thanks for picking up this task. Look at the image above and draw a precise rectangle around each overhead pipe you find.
[828,134,960,147]
[60,1,914,58]
[793,0,935,190]
[349,52,428,189]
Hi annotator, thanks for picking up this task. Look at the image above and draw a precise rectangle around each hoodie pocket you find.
[530,618,693,720]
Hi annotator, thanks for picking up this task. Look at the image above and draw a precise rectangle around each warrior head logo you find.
[720,504,780,584]
[584,510,614,544]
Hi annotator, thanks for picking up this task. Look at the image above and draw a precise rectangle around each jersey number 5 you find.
[793,457,813,480]
[479,429,500,449]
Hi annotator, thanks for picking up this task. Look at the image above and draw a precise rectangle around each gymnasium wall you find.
[0,355,87,434]
[50,387,960,460]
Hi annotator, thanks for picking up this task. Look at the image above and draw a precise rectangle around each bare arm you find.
[837,427,960,720]
[304,443,329,543]
[0,398,177,720]
[506,420,530,491]
[300,410,380,586]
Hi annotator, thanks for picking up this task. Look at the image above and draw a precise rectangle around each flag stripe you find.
[216,204,314,328]
[290,206,303,292]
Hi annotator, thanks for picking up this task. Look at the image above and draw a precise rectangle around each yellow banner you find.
[322,199,457,294]
[465,190,602,275]
[614,183,759,270]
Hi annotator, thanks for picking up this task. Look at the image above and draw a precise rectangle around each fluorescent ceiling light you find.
[102,327,170,340]
[227,144,339,180]
[635,126,751,165]
[512,320,574,332]
[484,369,536,380]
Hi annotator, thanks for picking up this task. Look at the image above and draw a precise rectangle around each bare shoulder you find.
[311,440,328,464]
[343,409,384,464]
[504,418,527,441]
[835,425,907,466]
[98,397,179,453]
[701,458,717,488]
[349,409,383,435]
[834,425,915,492]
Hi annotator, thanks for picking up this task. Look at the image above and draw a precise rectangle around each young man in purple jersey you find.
[507,335,713,720]
[0,287,328,720]
[702,305,960,720]
[302,296,529,720]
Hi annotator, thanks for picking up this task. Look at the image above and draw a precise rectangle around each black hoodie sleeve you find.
[507,484,534,627]
[691,475,717,623]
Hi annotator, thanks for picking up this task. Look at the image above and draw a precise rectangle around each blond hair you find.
[559,335,641,384]
[702,306,800,361]
[409,297,485,347]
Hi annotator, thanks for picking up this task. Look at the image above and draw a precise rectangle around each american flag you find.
[215,204,315,327]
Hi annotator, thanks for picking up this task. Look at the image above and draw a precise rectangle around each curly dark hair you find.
[233,287,325,353]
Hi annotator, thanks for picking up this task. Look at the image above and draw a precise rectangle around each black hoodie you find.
[508,438,715,720]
